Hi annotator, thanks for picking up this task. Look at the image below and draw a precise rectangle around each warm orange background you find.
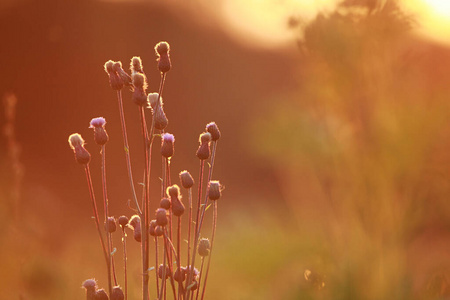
[1,1,450,299]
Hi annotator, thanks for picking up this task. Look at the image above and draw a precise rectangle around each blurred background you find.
[1,0,450,299]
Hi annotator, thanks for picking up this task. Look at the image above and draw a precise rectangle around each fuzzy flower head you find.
[104,60,124,90]
[155,41,171,73]
[89,117,106,128]
[206,122,221,141]
[208,180,222,200]
[68,133,85,149]
[166,184,180,198]
[161,133,175,158]
[196,132,211,160]
[130,56,144,74]
[147,92,163,110]
[179,170,194,189]
[104,60,114,73]
[199,132,212,144]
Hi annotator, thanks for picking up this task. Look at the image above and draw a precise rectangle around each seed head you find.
[208,180,222,200]
[206,122,221,141]
[155,41,171,73]
[131,73,148,106]
[105,217,117,233]
[154,106,168,130]
[94,288,109,300]
[160,198,171,210]
[104,60,124,90]
[89,117,109,145]
[147,92,162,110]
[112,62,132,87]
[172,195,185,217]
[68,133,91,164]
[118,215,129,228]
[149,219,157,236]
[196,132,212,160]
[154,225,164,236]
[130,56,144,75]
[155,208,168,226]
[166,184,180,198]
[198,238,211,256]
[161,133,175,158]
[179,170,194,189]
[129,215,141,242]
[111,286,124,300]
[82,278,97,300]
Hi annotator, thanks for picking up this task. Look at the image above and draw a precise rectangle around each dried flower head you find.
[111,286,124,300]
[94,288,109,300]
[132,73,148,106]
[154,106,168,130]
[161,133,175,158]
[112,61,132,87]
[166,184,180,198]
[179,170,194,189]
[118,215,129,228]
[104,60,123,90]
[89,117,109,145]
[149,219,157,236]
[206,122,221,141]
[105,217,117,233]
[68,133,91,164]
[147,92,162,110]
[154,225,164,236]
[155,208,168,226]
[82,278,97,300]
[155,41,171,73]
[130,56,144,75]
[196,132,212,160]
[208,180,222,200]
[172,196,185,217]
[198,238,211,256]
[129,215,141,242]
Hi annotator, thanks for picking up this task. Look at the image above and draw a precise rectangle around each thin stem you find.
[197,141,218,238]
[195,258,205,300]
[84,164,109,272]
[185,160,205,300]
[116,90,142,215]
[199,201,217,300]
[101,145,113,296]
[177,216,182,300]
[163,230,178,300]
[155,237,160,298]
[121,229,128,300]
[139,106,150,300]
[186,188,193,277]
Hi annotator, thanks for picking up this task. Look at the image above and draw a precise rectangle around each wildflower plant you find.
[69,41,223,300]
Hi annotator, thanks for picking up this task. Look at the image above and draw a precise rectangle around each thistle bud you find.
[130,56,144,75]
[111,286,124,300]
[82,279,97,300]
[174,267,186,282]
[149,220,157,236]
[172,197,185,217]
[206,122,221,141]
[179,170,194,189]
[94,289,109,300]
[147,93,162,111]
[166,184,180,198]
[132,73,148,106]
[158,264,170,279]
[112,62,132,87]
[208,180,222,200]
[89,117,109,145]
[105,217,117,233]
[161,133,175,158]
[155,208,168,226]
[198,238,211,256]
[104,60,123,90]
[196,132,211,160]
[118,215,129,229]
[129,215,141,242]
[155,41,171,73]
[160,198,171,210]
[154,106,168,130]
[68,133,91,164]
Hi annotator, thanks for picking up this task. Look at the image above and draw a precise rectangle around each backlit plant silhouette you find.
[68,41,223,300]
